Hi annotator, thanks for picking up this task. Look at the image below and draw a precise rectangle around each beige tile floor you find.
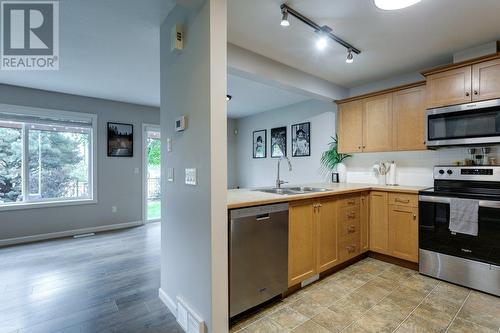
[230,258,500,333]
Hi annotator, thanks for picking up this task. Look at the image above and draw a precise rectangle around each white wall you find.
[160,1,227,332]
[231,100,336,188]
[0,84,159,244]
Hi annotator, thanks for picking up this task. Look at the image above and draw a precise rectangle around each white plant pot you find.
[336,163,347,183]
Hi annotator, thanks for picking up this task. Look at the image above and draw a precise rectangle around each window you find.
[0,105,96,209]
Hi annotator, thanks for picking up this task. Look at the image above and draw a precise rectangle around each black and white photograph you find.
[252,130,266,158]
[271,126,287,158]
[107,122,133,157]
[292,122,310,157]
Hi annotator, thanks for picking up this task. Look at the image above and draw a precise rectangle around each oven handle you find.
[419,195,500,209]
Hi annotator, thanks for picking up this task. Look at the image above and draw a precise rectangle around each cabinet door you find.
[288,201,317,286]
[338,100,363,153]
[426,66,472,108]
[393,86,427,151]
[369,191,389,254]
[316,198,338,273]
[363,94,393,152]
[389,205,418,262]
[472,58,500,102]
[360,193,370,253]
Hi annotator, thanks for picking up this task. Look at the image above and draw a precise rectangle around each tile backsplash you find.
[344,147,499,187]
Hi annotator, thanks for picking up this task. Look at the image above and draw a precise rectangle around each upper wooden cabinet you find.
[425,67,472,108]
[424,54,500,108]
[393,86,427,150]
[337,82,426,154]
[363,94,393,152]
[338,100,363,153]
[472,58,500,101]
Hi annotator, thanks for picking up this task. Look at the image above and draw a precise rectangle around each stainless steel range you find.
[419,166,500,296]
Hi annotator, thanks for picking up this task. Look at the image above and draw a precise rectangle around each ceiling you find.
[0,0,174,107]
[227,74,311,118]
[228,0,500,88]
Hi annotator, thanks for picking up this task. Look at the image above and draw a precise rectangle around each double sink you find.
[254,186,330,195]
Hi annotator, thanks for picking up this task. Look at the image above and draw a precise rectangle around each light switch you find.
[167,137,172,152]
[167,168,174,182]
[185,168,197,185]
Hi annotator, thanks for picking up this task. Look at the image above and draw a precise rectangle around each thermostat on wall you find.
[175,116,187,132]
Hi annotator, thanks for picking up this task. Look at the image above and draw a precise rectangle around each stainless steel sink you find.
[253,186,331,195]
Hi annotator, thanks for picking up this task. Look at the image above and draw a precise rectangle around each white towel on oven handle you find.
[449,198,479,236]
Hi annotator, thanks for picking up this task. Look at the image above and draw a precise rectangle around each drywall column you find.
[160,1,228,332]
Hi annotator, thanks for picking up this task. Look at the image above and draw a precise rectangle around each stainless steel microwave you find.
[426,99,500,148]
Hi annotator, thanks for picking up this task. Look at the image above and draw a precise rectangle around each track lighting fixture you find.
[226,95,232,101]
[279,4,360,61]
[280,8,290,27]
[346,49,354,64]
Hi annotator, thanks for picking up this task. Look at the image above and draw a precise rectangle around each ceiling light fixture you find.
[279,4,361,59]
[226,95,232,101]
[280,8,290,27]
[374,0,421,10]
[346,49,354,63]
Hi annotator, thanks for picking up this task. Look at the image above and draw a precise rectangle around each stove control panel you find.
[434,166,500,181]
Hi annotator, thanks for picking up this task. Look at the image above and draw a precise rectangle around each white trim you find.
[142,123,161,223]
[0,103,98,209]
[0,220,142,247]
[159,288,178,319]
[0,198,97,212]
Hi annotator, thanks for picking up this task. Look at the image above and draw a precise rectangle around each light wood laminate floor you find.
[0,223,183,333]
[231,258,500,333]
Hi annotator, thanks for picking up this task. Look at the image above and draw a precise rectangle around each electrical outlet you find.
[134,167,139,174]
[185,168,197,185]
[112,206,117,213]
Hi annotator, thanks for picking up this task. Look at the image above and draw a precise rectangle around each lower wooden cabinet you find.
[360,192,370,252]
[388,205,419,262]
[316,198,339,273]
[369,191,389,255]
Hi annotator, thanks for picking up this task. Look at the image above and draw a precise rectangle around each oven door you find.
[426,99,500,147]
[419,195,500,266]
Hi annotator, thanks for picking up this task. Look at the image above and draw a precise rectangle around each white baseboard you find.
[159,288,177,318]
[0,220,144,247]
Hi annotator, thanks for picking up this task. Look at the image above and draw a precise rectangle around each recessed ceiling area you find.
[227,74,311,118]
[228,0,500,88]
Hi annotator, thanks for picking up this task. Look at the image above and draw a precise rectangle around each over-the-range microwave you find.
[426,99,500,148]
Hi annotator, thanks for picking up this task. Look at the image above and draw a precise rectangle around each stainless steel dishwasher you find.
[229,203,289,318]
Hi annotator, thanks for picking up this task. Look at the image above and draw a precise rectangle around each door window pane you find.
[0,121,23,204]
[147,130,161,220]
[28,124,91,201]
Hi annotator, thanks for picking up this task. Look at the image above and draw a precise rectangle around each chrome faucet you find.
[276,156,292,189]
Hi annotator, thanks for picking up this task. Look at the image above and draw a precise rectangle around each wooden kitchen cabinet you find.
[363,93,393,152]
[472,58,500,101]
[288,200,317,287]
[393,85,427,151]
[316,198,338,273]
[425,66,472,108]
[369,191,389,255]
[360,192,370,252]
[388,205,419,262]
[338,100,363,153]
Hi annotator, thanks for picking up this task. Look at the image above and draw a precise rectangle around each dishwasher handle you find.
[256,214,270,221]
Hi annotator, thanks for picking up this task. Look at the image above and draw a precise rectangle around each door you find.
[369,191,389,254]
[288,200,317,286]
[143,125,161,222]
[316,198,338,272]
[472,58,500,102]
[360,192,370,252]
[393,86,427,150]
[389,205,418,262]
[363,94,393,152]
[338,100,363,153]
[426,66,472,108]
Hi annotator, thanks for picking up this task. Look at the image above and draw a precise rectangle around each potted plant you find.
[321,135,351,182]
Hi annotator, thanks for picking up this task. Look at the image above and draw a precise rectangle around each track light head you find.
[346,49,354,64]
[226,95,232,101]
[280,9,290,27]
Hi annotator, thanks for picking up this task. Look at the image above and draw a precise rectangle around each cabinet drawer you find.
[339,217,360,239]
[388,193,418,207]
[339,234,361,262]
[339,206,360,222]
[338,195,360,208]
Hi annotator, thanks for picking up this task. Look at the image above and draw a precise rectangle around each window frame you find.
[0,104,98,211]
